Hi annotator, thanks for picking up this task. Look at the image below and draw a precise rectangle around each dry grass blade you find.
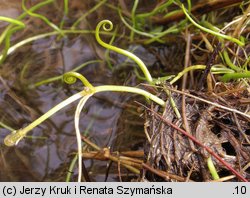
[165,87,250,120]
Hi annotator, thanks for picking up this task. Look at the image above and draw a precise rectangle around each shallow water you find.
[0,0,158,181]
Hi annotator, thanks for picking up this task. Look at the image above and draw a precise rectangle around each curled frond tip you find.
[63,72,94,89]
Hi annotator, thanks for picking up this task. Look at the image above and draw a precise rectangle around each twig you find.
[118,159,122,182]
[81,135,142,173]
[185,163,195,182]
[120,150,144,158]
[233,112,250,144]
[182,30,196,151]
[142,163,190,182]
[198,43,221,90]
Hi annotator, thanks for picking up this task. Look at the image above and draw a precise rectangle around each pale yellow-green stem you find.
[95,20,153,83]
[4,84,165,146]
[207,156,220,180]
[94,85,165,106]
[74,94,93,182]
[0,16,25,28]
[170,65,234,84]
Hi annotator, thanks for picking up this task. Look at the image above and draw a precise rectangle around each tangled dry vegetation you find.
[143,83,250,182]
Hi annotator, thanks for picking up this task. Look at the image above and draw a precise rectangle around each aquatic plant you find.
[95,20,153,83]
[4,74,165,181]
[22,0,63,35]
[117,2,250,84]
[3,20,166,182]
[181,4,244,47]
[181,4,250,82]
[0,16,25,64]
[4,71,165,147]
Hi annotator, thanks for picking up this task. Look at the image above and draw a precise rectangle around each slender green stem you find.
[20,0,56,20]
[22,0,64,36]
[209,64,235,74]
[153,75,175,85]
[130,0,139,41]
[64,0,69,16]
[34,60,102,87]
[222,50,242,72]
[59,0,69,29]
[187,0,192,12]
[201,20,221,32]
[134,68,147,81]
[163,86,181,119]
[94,85,165,106]
[169,64,234,84]
[243,55,250,70]
[34,76,63,88]
[221,71,250,82]
[1,32,58,61]
[0,16,25,27]
[170,65,206,84]
[66,154,78,182]
[0,17,25,63]
[95,20,153,83]
[181,4,244,46]
[118,9,164,42]
[163,9,181,19]
[144,24,179,44]
[0,121,15,131]
[71,0,107,29]
[0,30,115,62]
[0,29,8,47]
[207,156,220,180]
[0,26,25,64]
[136,0,174,18]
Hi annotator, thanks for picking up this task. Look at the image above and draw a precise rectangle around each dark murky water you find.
[0,0,161,181]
